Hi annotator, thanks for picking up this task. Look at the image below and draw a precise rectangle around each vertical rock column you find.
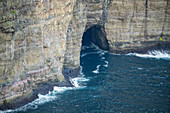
[63,0,87,77]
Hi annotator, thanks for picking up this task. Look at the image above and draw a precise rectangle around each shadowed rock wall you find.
[82,25,110,51]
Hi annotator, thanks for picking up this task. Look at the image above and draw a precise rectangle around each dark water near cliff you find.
[2,43,170,113]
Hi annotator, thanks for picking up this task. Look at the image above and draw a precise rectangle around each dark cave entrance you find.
[81,25,110,51]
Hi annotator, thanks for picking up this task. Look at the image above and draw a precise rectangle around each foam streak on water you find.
[0,68,88,113]
[127,50,170,60]
[93,65,100,74]
[91,43,107,55]
[1,92,57,113]
[104,61,109,67]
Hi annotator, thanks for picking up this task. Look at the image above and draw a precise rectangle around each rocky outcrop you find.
[0,0,75,109]
[0,0,170,110]
[63,0,87,72]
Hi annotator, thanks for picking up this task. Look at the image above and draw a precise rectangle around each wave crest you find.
[127,50,170,60]
[1,72,89,113]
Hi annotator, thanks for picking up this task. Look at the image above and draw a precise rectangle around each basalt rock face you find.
[0,0,170,110]
[105,0,170,53]
[0,0,75,109]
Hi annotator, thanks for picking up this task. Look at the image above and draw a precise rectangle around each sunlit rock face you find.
[0,0,170,110]
[63,0,170,73]
[105,0,170,53]
[0,0,75,109]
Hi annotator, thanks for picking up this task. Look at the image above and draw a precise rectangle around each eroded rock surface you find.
[105,0,170,53]
[0,0,170,110]
[0,0,75,109]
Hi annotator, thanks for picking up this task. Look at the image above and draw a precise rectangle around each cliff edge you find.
[0,0,170,110]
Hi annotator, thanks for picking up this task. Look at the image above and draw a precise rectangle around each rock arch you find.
[62,0,109,76]
[62,0,170,77]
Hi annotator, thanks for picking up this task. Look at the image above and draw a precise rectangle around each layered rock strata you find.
[105,0,170,53]
[0,0,75,109]
[0,0,170,110]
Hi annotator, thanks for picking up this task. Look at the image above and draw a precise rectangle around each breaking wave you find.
[0,92,57,113]
[0,68,89,113]
[81,43,107,58]
[104,61,109,67]
[92,65,100,74]
[127,50,170,60]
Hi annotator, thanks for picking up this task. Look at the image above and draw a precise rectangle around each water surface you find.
[1,43,170,113]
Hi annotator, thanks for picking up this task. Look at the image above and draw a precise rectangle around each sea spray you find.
[0,71,89,113]
[81,42,107,58]
[92,65,100,74]
[127,50,170,60]
[104,61,109,67]
[0,92,57,113]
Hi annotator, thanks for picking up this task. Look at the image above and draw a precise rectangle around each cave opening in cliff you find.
[81,25,109,51]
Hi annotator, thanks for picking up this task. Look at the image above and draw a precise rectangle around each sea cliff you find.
[0,0,169,110]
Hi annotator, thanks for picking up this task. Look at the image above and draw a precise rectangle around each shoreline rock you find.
[0,0,169,111]
[0,67,80,110]
[110,41,170,54]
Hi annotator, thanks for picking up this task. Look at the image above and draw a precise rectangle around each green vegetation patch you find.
[10,10,16,14]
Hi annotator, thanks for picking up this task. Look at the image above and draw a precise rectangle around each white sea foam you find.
[137,67,143,70]
[81,51,106,58]
[70,78,80,88]
[92,70,99,74]
[91,43,107,54]
[101,57,105,59]
[81,43,107,58]
[1,70,88,113]
[92,65,100,74]
[81,44,94,50]
[104,61,109,67]
[70,77,89,88]
[0,92,57,113]
[81,52,97,57]
[127,50,170,60]
[53,86,73,92]
[80,66,85,77]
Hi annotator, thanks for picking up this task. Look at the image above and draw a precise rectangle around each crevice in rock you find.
[144,0,148,39]
[82,25,109,51]
[102,0,112,26]
[160,0,169,39]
